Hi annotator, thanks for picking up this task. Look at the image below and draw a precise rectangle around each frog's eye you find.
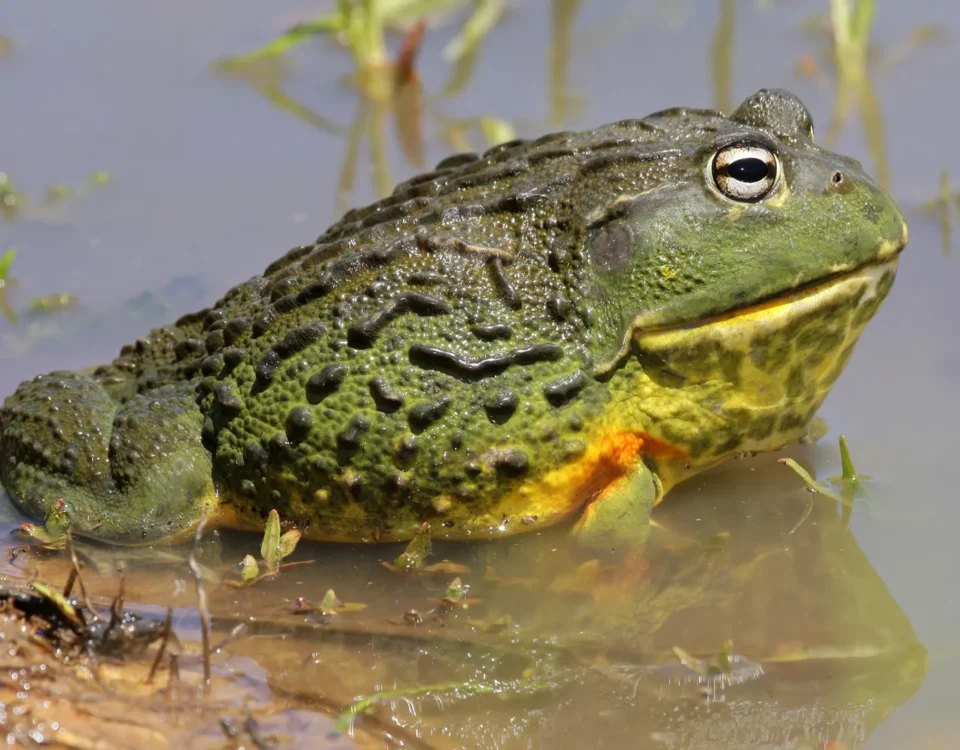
[711,143,779,202]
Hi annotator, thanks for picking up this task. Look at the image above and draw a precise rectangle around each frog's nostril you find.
[828,170,852,194]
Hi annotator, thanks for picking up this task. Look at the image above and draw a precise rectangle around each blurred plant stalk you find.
[825,0,888,188]
[215,0,580,214]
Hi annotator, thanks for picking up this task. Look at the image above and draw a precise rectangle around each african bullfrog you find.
[0,89,907,545]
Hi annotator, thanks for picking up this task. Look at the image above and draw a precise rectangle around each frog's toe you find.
[0,372,214,544]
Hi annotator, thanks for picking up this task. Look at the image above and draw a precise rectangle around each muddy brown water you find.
[1,2,958,748]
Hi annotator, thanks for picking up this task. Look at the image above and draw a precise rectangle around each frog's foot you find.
[0,372,215,544]
[571,461,661,552]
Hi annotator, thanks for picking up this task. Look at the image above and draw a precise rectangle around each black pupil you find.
[727,157,771,183]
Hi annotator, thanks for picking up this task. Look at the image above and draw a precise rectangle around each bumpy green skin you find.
[0,90,907,543]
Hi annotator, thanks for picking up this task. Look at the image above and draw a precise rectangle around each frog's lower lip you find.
[594,251,903,378]
[594,254,902,377]
[637,247,902,344]
[671,256,900,334]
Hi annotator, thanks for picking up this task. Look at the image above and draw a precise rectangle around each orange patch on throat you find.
[478,428,686,538]
[575,430,683,503]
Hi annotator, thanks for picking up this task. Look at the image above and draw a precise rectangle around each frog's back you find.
[84,112,725,541]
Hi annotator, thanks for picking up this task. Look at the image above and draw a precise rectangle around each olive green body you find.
[0,90,907,544]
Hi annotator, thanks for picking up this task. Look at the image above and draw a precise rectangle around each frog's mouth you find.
[642,255,901,339]
[628,256,900,383]
[595,254,902,379]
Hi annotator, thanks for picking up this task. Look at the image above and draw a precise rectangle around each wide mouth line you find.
[636,254,901,336]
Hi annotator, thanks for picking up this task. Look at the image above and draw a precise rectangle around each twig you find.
[145,606,174,685]
[188,518,213,691]
[62,566,78,599]
[106,565,127,632]
[212,623,248,653]
[65,534,97,617]
[243,713,272,750]
[166,652,181,692]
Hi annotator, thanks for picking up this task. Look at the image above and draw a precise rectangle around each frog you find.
[0,89,906,546]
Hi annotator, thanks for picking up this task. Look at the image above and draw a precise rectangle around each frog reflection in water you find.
[0,89,906,552]
[222,460,924,749]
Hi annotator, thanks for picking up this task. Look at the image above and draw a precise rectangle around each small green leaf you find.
[278,528,302,561]
[839,434,858,483]
[444,0,507,62]
[0,248,16,281]
[392,522,432,571]
[444,577,466,601]
[218,17,344,68]
[479,117,516,147]
[89,171,111,186]
[304,589,368,617]
[239,554,260,583]
[29,293,79,314]
[319,588,341,613]
[46,184,71,201]
[261,509,282,571]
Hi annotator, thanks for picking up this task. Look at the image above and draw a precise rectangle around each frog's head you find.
[586,89,907,481]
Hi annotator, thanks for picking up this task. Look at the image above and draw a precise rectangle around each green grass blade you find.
[444,0,507,62]
[0,247,16,281]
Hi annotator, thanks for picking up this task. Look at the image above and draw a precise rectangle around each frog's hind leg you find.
[571,461,662,551]
[0,372,215,544]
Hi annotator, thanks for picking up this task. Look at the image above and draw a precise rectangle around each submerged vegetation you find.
[0,247,15,287]
[218,0,507,76]
[213,0,534,214]
[224,508,306,587]
[780,434,869,529]
[0,170,110,326]
[797,0,944,190]
[0,169,111,224]
[921,170,960,255]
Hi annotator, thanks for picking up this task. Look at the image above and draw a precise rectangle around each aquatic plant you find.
[780,434,869,529]
[225,509,306,587]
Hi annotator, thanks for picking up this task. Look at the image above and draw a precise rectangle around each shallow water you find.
[1,1,958,747]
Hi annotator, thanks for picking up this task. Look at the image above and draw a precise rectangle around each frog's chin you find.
[622,257,899,491]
